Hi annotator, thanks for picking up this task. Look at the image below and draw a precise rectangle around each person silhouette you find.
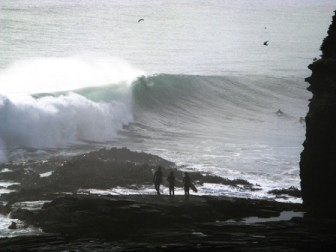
[182,172,191,201]
[167,171,175,199]
[276,109,284,116]
[153,166,163,195]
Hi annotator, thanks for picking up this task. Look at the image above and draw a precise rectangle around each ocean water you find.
[0,1,336,234]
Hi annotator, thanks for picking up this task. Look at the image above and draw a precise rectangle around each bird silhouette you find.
[138,19,144,23]
[263,41,269,46]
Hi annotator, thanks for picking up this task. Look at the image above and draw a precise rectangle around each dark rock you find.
[300,10,336,217]
[6,184,22,190]
[268,186,302,198]
[7,195,303,237]
[0,147,260,204]
[320,10,336,59]
[1,195,335,251]
[7,221,16,230]
[0,167,40,190]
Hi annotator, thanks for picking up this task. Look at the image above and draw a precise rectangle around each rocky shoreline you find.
[0,147,335,251]
[0,194,336,251]
[0,147,300,203]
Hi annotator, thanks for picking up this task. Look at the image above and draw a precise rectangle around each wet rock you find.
[7,195,302,237]
[0,195,335,251]
[0,147,261,205]
[268,186,302,198]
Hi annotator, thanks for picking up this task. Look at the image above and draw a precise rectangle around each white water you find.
[0,56,144,95]
[0,92,133,151]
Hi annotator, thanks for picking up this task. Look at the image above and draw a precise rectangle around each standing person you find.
[153,166,163,195]
[183,172,191,201]
[167,171,175,199]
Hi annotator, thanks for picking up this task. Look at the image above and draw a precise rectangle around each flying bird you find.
[263,41,269,46]
[138,19,144,23]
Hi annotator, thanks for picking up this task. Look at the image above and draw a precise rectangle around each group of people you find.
[152,166,192,201]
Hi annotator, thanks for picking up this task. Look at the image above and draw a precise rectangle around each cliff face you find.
[300,10,336,217]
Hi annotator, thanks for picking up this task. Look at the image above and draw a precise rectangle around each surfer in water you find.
[276,109,284,116]
[153,166,163,195]
[139,75,150,90]
[167,171,175,199]
[183,172,191,201]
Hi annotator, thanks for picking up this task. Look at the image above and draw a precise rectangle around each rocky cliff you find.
[300,10,336,217]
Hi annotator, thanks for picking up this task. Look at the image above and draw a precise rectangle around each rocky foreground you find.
[0,148,335,251]
[0,194,336,251]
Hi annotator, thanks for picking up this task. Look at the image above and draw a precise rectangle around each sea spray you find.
[0,56,144,162]
[0,55,145,94]
[0,93,134,162]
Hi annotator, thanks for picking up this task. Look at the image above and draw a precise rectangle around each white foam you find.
[0,182,19,188]
[0,56,146,163]
[40,171,53,177]
[0,168,12,173]
[0,214,43,238]
[0,92,134,163]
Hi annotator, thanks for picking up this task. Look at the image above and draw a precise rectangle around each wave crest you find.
[0,55,144,95]
[0,92,133,162]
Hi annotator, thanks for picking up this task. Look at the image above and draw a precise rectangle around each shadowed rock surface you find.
[0,194,336,251]
[0,147,335,251]
[0,147,261,204]
[301,10,336,217]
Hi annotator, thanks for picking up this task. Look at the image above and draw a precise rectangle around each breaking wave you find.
[0,56,142,162]
[0,56,310,164]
